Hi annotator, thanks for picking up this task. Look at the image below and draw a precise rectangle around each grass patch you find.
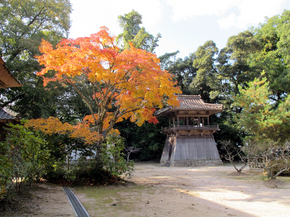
[73,182,155,216]
[226,171,290,183]
[223,170,268,182]
[277,176,290,183]
[227,175,267,181]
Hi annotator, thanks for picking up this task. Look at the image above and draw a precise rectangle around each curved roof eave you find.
[0,57,22,88]
[155,95,223,117]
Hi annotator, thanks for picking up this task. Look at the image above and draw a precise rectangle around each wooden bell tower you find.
[155,95,223,167]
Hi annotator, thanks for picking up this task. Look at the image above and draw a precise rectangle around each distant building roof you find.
[155,95,223,116]
[0,57,22,88]
[0,107,21,120]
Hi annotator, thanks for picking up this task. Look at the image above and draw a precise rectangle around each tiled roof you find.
[155,95,223,116]
[177,95,223,110]
[0,57,22,88]
[0,107,20,120]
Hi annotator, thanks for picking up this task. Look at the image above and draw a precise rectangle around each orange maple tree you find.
[30,26,181,145]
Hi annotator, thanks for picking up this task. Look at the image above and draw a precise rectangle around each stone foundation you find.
[161,159,223,167]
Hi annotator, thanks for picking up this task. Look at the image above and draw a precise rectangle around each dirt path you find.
[75,163,290,217]
[2,163,290,216]
[1,183,75,217]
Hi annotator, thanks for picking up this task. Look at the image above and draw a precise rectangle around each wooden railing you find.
[162,124,219,132]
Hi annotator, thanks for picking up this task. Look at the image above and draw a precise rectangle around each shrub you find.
[0,122,49,200]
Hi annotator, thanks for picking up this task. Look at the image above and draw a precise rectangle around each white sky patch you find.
[166,0,288,29]
[218,0,289,29]
[166,0,239,21]
[69,0,163,39]
[155,36,189,58]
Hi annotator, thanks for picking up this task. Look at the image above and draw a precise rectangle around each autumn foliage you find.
[31,26,180,143]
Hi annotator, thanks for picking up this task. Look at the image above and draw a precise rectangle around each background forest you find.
[1,0,290,200]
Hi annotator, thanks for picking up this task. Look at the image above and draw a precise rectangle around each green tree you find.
[117,10,161,52]
[233,75,290,144]
[233,76,290,179]
[250,9,290,102]
[216,30,261,108]
[190,40,219,102]
[212,31,261,151]
[159,51,196,94]
[115,117,167,161]
[159,51,180,70]
[0,0,73,119]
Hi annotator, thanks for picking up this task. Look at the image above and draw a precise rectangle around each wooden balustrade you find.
[162,124,219,132]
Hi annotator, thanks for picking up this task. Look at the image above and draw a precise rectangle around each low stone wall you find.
[161,159,222,167]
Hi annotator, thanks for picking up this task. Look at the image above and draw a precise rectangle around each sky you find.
[69,0,290,59]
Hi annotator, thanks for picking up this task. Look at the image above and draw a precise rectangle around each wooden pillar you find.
[169,118,171,128]
[177,116,179,127]
[186,116,189,126]
[173,118,175,128]
[207,115,210,126]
